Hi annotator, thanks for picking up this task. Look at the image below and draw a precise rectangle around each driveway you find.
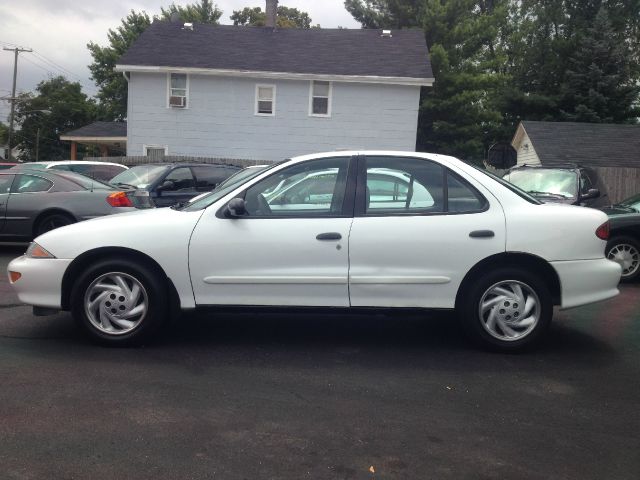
[0,245,638,479]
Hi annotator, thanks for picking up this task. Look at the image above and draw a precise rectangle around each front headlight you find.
[26,242,56,259]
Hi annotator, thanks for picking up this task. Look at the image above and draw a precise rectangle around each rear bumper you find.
[551,258,622,309]
[7,255,72,309]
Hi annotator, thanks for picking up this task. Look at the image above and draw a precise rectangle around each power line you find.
[31,50,84,81]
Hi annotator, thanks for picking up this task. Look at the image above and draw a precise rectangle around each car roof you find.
[128,162,240,168]
[30,160,128,168]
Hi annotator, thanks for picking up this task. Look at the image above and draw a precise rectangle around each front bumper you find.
[551,258,622,309]
[8,255,73,309]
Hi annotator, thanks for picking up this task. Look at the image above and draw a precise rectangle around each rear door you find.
[0,174,15,232]
[348,155,506,309]
[5,173,54,236]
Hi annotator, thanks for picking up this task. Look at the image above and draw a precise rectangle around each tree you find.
[87,10,152,121]
[231,6,313,28]
[559,6,640,123]
[14,76,96,161]
[88,1,222,121]
[343,0,423,28]
[160,0,223,24]
[0,122,7,146]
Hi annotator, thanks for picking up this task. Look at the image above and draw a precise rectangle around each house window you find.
[255,85,275,116]
[144,145,168,159]
[169,73,188,108]
[310,81,331,117]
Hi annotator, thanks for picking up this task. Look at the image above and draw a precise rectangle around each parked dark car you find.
[597,193,640,282]
[10,161,128,182]
[0,169,142,241]
[503,164,609,208]
[109,163,241,207]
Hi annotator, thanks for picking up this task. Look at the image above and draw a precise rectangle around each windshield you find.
[618,193,640,211]
[180,163,280,211]
[471,165,541,204]
[504,168,578,198]
[110,164,168,188]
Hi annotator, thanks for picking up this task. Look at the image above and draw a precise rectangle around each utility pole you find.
[3,46,32,160]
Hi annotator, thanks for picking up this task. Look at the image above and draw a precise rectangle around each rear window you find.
[51,164,126,182]
[54,171,114,190]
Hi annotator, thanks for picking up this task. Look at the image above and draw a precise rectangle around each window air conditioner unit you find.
[169,95,186,108]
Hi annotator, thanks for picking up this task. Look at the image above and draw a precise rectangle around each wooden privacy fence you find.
[594,167,640,204]
[82,155,268,168]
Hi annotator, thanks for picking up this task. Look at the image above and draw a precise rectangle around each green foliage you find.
[0,122,7,145]
[559,6,640,123]
[14,76,96,161]
[87,10,151,121]
[343,0,423,28]
[346,0,640,162]
[160,0,223,23]
[231,5,313,28]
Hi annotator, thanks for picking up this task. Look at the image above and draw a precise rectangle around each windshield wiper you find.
[113,182,138,189]
[527,190,570,199]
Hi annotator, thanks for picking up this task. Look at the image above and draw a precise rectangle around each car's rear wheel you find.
[35,213,75,236]
[71,259,167,346]
[458,268,552,351]
[606,236,640,282]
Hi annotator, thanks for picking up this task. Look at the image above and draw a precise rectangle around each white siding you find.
[127,73,420,161]
[516,130,541,166]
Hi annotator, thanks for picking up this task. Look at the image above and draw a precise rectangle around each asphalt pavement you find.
[0,245,638,480]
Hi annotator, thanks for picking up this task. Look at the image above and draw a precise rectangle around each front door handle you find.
[316,232,342,241]
[469,230,495,238]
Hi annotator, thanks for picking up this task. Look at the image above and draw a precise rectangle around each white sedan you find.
[7,151,622,350]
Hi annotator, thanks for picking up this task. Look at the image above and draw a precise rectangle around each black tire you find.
[35,212,75,236]
[70,258,168,346]
[606,235,640,282]
[457,268,553,351]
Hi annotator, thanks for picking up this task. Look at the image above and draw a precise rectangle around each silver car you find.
[0,169,138,241]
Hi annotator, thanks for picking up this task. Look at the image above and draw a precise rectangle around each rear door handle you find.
[469,230,495,238]
[316,232,342,241]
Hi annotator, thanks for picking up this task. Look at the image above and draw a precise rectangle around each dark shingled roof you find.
[117,22,433,81]
[522,121,640,168]
[62,121,127,138]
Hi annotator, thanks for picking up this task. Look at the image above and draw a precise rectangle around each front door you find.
[189,156,355,306]
[0,174,15,232]
[152,166,198,207]
[348,155,506,309]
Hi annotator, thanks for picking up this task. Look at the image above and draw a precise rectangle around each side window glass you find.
[14,175,53,193]
[192,166,227,191]
[580,172,592,194]
[447,172,486,213]
[163,167,195,191]
[0,175,14,194]
[364,157,444,213]
[51,164,72,171]
[244,157,349,217]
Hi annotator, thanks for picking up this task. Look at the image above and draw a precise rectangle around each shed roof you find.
[61,122,127,140]
[116,22,433,85]
[516,121,640,168]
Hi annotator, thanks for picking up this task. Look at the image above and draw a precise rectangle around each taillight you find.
[596,221,610,240]
[107,191,133,207]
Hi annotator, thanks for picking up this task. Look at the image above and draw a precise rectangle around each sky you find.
[0,0,360,121]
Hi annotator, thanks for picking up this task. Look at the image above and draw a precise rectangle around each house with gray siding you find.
[115,3,433,162]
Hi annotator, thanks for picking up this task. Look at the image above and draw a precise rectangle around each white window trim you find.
[166,73,190,109]
[255,84,276,116]
[309,81,332,117]
[143,144,169,156]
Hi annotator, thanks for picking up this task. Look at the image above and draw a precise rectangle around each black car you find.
[109,163,241,207]
[599,193,640,282]
[503,164,609,208]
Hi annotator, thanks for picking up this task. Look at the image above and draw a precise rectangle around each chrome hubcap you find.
[479,280,540,341]
[608,244,639,277]
[84,272,148,335]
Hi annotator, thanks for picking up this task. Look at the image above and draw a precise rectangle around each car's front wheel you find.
[458,268,552,351]
[71,258,168,346]
[606,235,640,282]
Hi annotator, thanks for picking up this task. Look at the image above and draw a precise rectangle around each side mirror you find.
[226,198,247,218]
[157,180,175,192]
[580,188,600,201]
